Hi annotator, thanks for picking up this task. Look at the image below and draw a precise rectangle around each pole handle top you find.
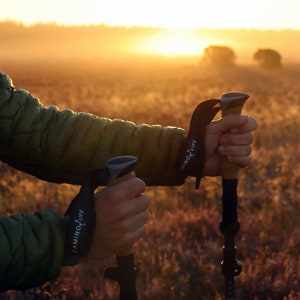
[220,92,249,179]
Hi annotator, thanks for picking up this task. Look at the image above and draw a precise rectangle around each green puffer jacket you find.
[0,71,187,292]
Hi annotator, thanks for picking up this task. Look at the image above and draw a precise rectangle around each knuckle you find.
[134,226,146,241]
[246,132,255,143]
[246,145,252,155]
[250,117,258,129]
[141,195,150,207]
[134,195,149,210]
[134,177,146,191]
[103,186,120,203]
[141,210,150,223]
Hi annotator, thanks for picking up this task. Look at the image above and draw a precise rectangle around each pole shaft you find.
[220,92,248,299]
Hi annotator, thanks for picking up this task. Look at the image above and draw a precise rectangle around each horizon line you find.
[1,19,300,32]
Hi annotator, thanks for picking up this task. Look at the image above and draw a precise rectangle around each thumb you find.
[208,115,248,135]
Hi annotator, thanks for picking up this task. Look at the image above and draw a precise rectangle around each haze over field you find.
[1,22,300,65]
[2,0,300,30]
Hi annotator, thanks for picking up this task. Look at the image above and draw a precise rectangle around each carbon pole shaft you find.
[220,92,249,299]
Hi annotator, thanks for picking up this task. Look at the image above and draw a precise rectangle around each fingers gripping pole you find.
[219,92,249,300]
[106,155,138,258]
[64,156,139,299]
[104,156,140,300]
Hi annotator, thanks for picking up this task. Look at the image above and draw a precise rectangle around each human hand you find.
[87,172,149,260]
[203,115,258,176]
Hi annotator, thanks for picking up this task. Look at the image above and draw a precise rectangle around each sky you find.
[1,0,300,30]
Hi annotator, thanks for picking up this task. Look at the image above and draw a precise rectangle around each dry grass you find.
[1,59,300,299]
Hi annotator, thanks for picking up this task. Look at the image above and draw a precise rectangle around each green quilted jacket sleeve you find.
[0,71,187,291]
[0,209,67,292]
[0,72,187,186]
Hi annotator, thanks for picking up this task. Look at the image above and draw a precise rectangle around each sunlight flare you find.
[134,29,210,56]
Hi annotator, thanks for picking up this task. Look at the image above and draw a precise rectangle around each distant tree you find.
[202,45,236,67]
[253,48,282,69]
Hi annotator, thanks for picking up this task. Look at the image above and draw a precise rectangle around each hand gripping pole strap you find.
[64,168,109,258]
[177,99,221,189]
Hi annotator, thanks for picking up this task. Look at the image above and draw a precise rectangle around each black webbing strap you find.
[64,168,109,258]
[177,99,220,189]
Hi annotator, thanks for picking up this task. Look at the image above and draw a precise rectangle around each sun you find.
[134,29,210,57]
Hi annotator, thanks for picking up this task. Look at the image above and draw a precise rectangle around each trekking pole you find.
[219,92,249,300]
[104,156,140,300]
[64,156,139,300]
[177,92,248,298]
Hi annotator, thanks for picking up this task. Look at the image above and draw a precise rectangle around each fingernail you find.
[239,115,248,122]
[219,145,225,153]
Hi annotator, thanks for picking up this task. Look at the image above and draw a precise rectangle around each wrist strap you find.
[64,169,109,258]
[176,99,220,189]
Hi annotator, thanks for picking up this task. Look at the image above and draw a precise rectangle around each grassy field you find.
[1,59,300,299]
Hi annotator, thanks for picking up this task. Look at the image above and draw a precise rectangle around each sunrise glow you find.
[135,30,213,56]
[1,0,300,58]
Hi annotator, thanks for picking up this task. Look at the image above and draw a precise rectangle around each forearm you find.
[0,72,187,186]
